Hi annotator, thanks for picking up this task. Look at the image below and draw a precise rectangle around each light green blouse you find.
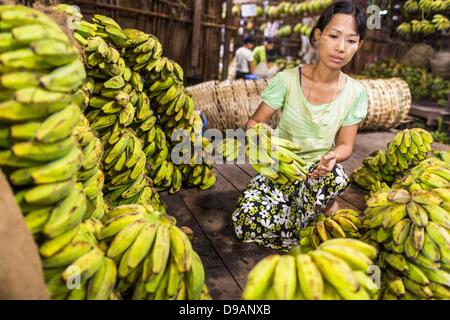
[261,66,368,165]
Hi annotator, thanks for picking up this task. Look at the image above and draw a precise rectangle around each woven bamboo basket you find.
[187,78,411,131]
[358,78,411,130]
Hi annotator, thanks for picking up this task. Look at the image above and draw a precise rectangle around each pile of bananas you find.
[363,59,450,106]
[352,128,434,190]
[58,13,165,211]
[56,6,217,194]
[242,239,379,300]
[98,204,210,300]
[0,5,121,300]
[294,23,313,37]
[0,6,91,238]
[121,27,216,192]
[245,123,309,184]
[362,186,450,299]
[299,209,363,252]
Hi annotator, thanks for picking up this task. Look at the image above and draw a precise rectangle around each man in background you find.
[253,38,275,67]
[235,36,255,79]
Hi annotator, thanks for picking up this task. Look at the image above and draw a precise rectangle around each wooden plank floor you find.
[160,130,449,300]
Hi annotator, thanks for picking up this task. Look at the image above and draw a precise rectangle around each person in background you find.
[235,36,255,79]
[253,38,275,67]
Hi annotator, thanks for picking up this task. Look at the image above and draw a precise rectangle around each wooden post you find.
[222,0,234,80]
[191,0,204,72]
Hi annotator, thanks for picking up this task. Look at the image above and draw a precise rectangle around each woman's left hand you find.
[309,151,337,180]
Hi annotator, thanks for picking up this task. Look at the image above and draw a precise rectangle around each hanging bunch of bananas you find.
[352,128,434,190]
[73,115,109,220]
[404,0,420,13]
[299,210,364,252]
[418,0,449,12]
[275,25,293,38]
[294,23,313,37]
[242,239,379,300]
[98,204,211,300]
[362,186,450,299]
[245,123,309,185]
[432,14,450,31]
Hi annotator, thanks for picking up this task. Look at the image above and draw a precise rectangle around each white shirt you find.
[235,46,254,73]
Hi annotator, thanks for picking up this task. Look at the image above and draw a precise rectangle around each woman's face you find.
[315,13,363,69]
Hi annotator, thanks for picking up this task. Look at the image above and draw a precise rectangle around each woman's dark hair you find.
[309,1,367,46]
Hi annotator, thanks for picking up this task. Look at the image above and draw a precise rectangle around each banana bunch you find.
[397,22,412,34]
[242,238,379,300]
[98,204,209,300]
[299,210,364,252]
[292,0,333,16]
[432,14,450,31]
[274,58,302,71]
[56,9,166,211]
[0,6,93,237]
[41,218,119,300]
[411,19,437,34]
[419,0,449,12]
[294,23,313,37]
[275,25,293,38]
[352,128,434,190]
[392,151,450,192]
[216,138,243,163]
[123,27,217,192]
[362,187,450,299]
[74,115,108,220]
[404,0,420,12]
[245,124,309,185]
[379,251,450,299]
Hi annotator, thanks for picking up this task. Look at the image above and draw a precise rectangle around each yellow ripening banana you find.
[39,226,80,258]
[10,147,82,186]
[42,240,93,269]
[11,135,75,162]
[185,250,206,300]
[242,255,280,300]
[319,239,378,260]
[42,186,87,238]
[151,224,171,274]
[295,254,323,300]
[308,250,361,299]
[382,203,407,229]
[106,219,147,258]
[169,225,193,272]
[126,222,158,269]
[407,202,429,227]
[272,255,297,300]
[99,212,146,240]
[61,246,105,282]
[87,257,117,300]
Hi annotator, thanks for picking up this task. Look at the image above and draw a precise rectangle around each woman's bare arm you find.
[334,124,359,162]
[245,102,277,130]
